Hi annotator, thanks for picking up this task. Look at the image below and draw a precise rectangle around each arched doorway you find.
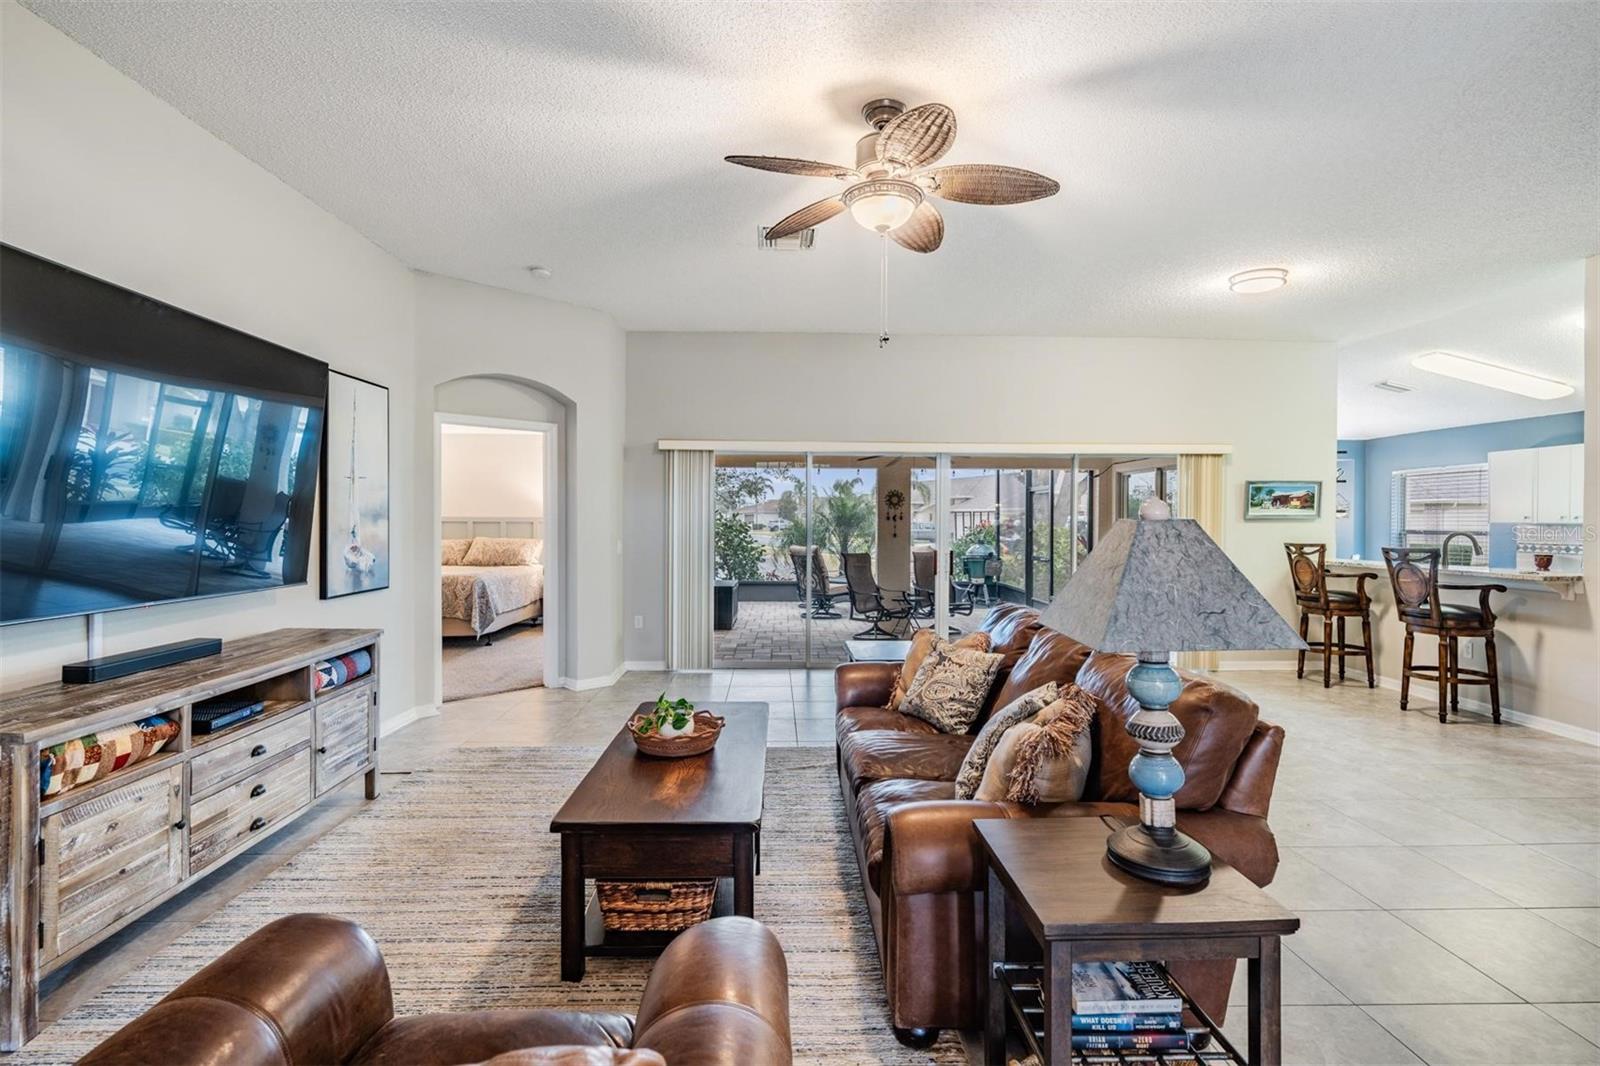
[431,375,571,704]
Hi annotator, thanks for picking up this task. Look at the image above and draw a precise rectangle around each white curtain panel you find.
[666,449,715,670]
[1176,453,1226,672]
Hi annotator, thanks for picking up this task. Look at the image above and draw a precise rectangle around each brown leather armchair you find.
[78,914,791,1066]
[835,605,1285,1047]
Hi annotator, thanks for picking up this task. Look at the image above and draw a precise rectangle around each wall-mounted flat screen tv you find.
[0,244,328,625]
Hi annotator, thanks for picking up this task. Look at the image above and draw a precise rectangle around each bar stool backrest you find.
[1383,547,1442,626]
[1284,542,1330,610]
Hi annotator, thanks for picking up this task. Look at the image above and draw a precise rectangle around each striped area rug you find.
[23,747,968,1065]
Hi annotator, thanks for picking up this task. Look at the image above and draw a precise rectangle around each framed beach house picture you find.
[1244,480,1322,520]
[321,370,390,598]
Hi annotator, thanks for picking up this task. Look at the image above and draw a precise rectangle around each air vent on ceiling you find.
[1373,380,1414,394]
[758,225,815,251]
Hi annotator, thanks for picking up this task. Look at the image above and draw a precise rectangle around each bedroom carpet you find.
[21,746,968,1065]
[441,624,544,701]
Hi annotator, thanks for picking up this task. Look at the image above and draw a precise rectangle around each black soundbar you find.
[61,638,223,685]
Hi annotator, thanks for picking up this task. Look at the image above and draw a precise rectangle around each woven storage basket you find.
[596,880,717,933]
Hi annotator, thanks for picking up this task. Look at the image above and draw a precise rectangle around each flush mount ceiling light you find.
[1228,267,1289,294]
[1411,350,1575,400]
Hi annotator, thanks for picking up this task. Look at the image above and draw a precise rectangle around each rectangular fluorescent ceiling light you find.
[1411,351,1574,400]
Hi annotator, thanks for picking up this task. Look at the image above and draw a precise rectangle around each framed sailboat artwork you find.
[320,370,390,598]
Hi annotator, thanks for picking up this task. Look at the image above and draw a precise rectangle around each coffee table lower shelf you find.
[582,877,735,957]
[997,963,1244,1066]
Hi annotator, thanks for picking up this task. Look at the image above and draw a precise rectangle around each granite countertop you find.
[1325,558,1585,599]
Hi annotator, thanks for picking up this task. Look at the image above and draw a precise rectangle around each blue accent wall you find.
[1343,412,1584,564]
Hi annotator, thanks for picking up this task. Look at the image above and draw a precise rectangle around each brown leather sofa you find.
[78,914,791,1066]
[835,603,1285,1047]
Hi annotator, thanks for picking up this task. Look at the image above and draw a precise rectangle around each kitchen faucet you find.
[1440,531,1483,566]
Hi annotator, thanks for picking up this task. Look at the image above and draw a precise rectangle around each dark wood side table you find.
[976,818,1299,1066]
[549,703,767,981]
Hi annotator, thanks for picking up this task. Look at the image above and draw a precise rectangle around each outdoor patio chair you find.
[790,545,848,619]
[909,548,976,620]
[841,551,913,640]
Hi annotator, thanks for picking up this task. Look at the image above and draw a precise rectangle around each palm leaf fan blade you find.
[765,196,846,240]
[724,155,856,179]
[875,103,957,170]
[927,164,1059,205]
[890,200,944,253]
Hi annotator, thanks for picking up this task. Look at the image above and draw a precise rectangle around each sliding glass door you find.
[708,450,1105,668]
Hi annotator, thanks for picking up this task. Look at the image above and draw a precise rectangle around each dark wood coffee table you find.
[550,703,767,981]
[976,818,1299,1066]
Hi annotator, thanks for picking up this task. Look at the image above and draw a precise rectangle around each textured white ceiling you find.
[22,1,1600,340]
[1337,262,1586,439]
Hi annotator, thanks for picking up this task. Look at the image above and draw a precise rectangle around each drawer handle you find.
[249,817,268,832]
[250,744,268,758]
[250,784,267,798]
[173,819,186,831]
[317,745,328,755]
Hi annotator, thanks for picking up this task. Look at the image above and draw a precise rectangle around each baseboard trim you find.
[1370,675,1600,747]
[381,703,438,737]
[623,660,668,672]
[561,663,628,691]
[1210,661,1298,672]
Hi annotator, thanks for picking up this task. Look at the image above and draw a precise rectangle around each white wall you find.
[624,332,1338,664]
[440,430,544,519]
[415,274,627,685]
[0,6,427,724]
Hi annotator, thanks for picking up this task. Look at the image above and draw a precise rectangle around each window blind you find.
[1389,464,1489,553]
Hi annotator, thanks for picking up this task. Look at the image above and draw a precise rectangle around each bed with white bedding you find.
[441,563,544,638]
[440,529,546,639]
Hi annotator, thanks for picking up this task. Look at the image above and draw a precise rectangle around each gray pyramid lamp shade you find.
[1037,514,1306,653]
[1039,503,1305,885]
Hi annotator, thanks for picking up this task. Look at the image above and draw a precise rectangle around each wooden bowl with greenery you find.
[628,694,726,758]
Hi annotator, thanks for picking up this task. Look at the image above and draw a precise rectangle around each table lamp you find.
[1037,499,1305,885]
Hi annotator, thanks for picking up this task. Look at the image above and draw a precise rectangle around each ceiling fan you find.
[726,98,1060,253]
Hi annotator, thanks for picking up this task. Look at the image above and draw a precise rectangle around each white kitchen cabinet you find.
[1535,447,1572,522]
[1488,448,1537,523]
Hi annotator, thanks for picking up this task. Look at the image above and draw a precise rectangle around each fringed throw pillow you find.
[899,641,1004,734]
[953,682,1060,799]
[974,684,1096,804]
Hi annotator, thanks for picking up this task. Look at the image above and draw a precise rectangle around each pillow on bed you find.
[441,538,472,566]
[462,537,540,567]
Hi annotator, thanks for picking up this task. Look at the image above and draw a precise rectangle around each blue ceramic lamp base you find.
[1109,654,1214,887]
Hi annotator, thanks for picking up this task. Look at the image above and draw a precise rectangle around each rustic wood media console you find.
[0,627,382,1050]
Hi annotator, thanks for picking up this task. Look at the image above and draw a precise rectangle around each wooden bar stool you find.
[1381,547,1505,723]
[1285,543,1377,687]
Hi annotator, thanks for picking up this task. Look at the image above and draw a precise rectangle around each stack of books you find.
[1071,961,1190,1053]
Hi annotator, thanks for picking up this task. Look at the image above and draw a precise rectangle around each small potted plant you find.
[628,693,726,757]
[635,693,695,738]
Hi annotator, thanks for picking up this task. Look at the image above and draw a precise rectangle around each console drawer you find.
[190,710,312,797]
[40,766,184,960]
[315,683,373,795]
[189,749,311,873]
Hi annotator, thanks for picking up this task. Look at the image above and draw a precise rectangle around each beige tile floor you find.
[40,667,1600,1065]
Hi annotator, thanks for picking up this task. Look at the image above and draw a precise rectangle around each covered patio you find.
[712,596,998,665]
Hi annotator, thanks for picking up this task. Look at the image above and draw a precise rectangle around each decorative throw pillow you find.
[887,629,993,710]
[998,685,1097,805]
[441,538,472,566]
[899,642,1005,734]
[462,537,540,566]
[528,537,545,564]
[953,682,1061,799]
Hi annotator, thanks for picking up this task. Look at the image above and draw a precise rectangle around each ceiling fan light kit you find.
[842,178,923,233]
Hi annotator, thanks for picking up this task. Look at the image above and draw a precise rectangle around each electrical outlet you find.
[633,615,644,630]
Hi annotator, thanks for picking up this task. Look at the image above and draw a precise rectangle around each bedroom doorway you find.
[435,415,558,701]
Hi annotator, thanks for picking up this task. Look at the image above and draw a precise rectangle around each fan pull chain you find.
[878,234,890,349]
